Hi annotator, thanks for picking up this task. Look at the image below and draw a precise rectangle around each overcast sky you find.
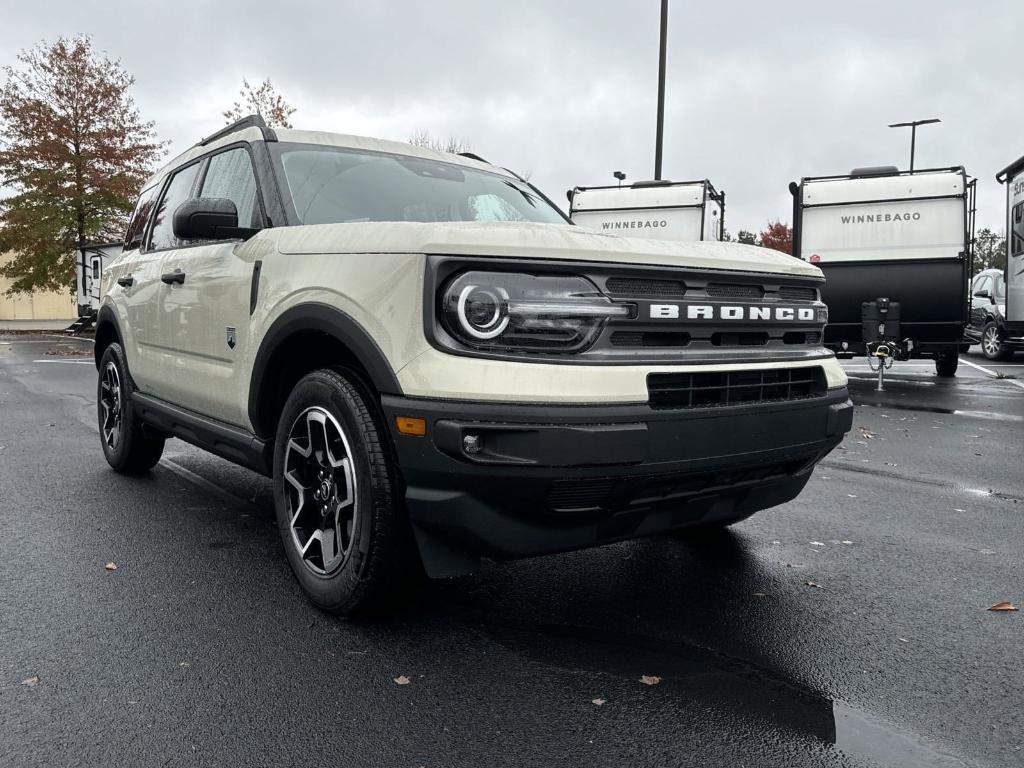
[3,0,1020,234]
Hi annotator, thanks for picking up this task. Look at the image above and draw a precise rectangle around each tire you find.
[272,368,414,615]
[981,321,1012,361]
[97,343,165,474]
[935,347,959,377]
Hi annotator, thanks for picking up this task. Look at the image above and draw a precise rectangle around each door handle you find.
[161,269,186,285]
[116,275,134,288]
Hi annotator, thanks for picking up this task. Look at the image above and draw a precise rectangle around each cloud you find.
[2,0,1020,232]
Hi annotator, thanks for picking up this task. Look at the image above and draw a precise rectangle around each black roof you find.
[996,154,1024,183]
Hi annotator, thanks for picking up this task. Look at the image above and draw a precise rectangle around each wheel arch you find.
[248,303,403,440]
[94,304,123,371]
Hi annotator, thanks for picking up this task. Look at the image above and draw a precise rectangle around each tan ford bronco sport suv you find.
[95,115,852,614]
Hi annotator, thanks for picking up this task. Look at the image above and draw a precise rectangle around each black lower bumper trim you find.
[381,389,852,577]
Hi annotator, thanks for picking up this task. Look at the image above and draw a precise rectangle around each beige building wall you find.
[0,251,76,321]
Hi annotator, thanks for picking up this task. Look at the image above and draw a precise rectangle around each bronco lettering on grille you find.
[649,304,816,321]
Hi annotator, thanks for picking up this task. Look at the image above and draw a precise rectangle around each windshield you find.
[271,143,566,226]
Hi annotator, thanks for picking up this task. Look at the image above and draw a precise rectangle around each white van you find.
[789,166,975,376]
[568,180,724,242]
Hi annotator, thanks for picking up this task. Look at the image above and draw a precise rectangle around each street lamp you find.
[613,171,626,188]
[888,118,940,172]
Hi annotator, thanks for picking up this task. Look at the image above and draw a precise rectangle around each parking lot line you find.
[30,359,94,365]
[959,357,1024,390]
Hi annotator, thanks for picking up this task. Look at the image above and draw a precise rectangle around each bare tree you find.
[408,129,469,154]
[224,78,296,128]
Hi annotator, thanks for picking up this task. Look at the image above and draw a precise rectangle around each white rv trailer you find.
[69,242,121,334]
[996,155,1024,344]
[789,166,975,377]
[568,180,724,242]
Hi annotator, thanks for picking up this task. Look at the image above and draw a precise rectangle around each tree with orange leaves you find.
[0,36,166,294]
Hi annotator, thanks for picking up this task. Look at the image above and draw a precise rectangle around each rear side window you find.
[200,148,261,228]
[148,163,202,251]
[123,185,160,250]
[1012,202,1024,258]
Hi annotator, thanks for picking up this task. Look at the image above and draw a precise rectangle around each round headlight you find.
[457,284,509,339]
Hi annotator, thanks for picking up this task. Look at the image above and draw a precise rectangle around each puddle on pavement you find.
[477,620,966,767]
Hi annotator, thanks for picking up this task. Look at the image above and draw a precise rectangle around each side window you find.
[148,163,202,252]
[200,148,261,228]
[123,185,160,251]
[975,275,992,296]
[1012,202,1024,257]
[993,274,1005,302]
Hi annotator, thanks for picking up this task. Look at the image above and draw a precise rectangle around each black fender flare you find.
[94,304,124,370]
[248,302,403,434]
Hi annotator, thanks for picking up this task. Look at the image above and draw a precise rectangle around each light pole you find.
[888,118,940,172]
[654,0,668,180]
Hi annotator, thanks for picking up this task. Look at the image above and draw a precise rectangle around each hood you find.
[274,221,821,278]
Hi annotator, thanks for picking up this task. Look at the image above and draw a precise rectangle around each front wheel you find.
[97,343,165,474]
[935,348,959,377]
[272,368,415,615]
[981,322,1012,361]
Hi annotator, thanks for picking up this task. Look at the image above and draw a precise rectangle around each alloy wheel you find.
[283,406,359,575]
[983,326,1001,358]
[99,361,123,450]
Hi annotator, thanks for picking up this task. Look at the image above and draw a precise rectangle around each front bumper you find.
[381,388,853,577]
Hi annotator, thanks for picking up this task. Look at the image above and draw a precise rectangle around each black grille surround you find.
[424,255,831,365]
[647,367,827,410]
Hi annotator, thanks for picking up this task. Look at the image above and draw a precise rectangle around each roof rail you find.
[198,114,278,147]
[458,151,490,164]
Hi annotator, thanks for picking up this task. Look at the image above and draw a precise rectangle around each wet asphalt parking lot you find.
[0,333,1021,768]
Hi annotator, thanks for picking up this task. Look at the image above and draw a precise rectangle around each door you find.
[969,274,993,337]
[153,147,265,426]
[89,255,103,311]
[130,162,204,397]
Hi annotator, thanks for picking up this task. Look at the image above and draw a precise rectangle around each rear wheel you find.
[272,368,415,615]
[981,322,1012,361]
[97,343,165,474]
[935,347,959,377]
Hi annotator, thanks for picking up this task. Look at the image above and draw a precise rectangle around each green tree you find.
[0,36,165,294]
[737,230,759,246]
[972,228,1006,276]
[223,78,296,128]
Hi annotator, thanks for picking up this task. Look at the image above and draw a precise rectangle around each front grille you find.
[610,331,691,347]
[710,332,768,347]
[705,283,765,299]
[779,285,818,301]
[783,331,822,345]
[605,277,686,296]
[647,367,826,409]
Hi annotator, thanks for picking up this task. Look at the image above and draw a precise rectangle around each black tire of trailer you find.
[935,347,959,377]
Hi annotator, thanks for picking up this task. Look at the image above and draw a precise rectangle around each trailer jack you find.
[867,343,895,391]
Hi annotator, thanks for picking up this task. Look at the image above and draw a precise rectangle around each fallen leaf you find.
[987,602,1018,612]
[804,581,825,589]
[21,676,39,686]
[393,675,411,685]
[639,675,661,686]
[858,427,876,439]
[591,698,606,706]
[104,561,117,571]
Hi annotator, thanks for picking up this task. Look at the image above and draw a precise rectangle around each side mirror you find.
[172,198,259,241]
[973,289,990,300]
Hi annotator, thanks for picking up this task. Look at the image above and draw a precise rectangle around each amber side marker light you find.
[395,416,426,436]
